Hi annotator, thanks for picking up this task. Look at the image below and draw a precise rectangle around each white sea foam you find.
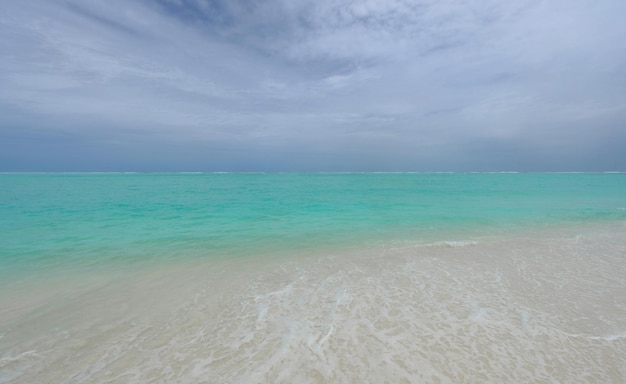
[434,240,480,248]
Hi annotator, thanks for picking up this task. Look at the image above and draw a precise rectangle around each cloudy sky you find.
[1,0,625,171]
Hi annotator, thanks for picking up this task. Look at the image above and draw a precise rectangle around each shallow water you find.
[2,172,625,274]
[1,223,625,383]
[1,174,625,382]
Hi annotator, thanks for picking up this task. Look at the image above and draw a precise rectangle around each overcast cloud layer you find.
[1,0,625,171]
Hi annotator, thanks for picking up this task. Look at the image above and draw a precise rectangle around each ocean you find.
[1,173,625,383]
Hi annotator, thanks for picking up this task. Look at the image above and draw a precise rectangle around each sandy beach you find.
[2,222,625,383]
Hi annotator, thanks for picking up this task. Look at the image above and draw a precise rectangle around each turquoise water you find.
[2,173,626,383]
[1,173,625,274]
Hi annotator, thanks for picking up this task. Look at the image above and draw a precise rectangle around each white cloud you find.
[1,0,625,170]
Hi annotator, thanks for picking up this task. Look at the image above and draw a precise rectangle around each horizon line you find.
[1,171,624,175]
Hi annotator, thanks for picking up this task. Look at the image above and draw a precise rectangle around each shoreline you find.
[2,218,624,279]
[2,221,625,382]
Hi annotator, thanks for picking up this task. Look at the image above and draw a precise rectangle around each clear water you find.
[1,173,624,273]
[1,173,625,383]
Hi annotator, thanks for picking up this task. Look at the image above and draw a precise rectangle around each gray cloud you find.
[1,0,625,171]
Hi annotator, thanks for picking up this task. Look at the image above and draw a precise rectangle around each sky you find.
[1,0,625,171]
